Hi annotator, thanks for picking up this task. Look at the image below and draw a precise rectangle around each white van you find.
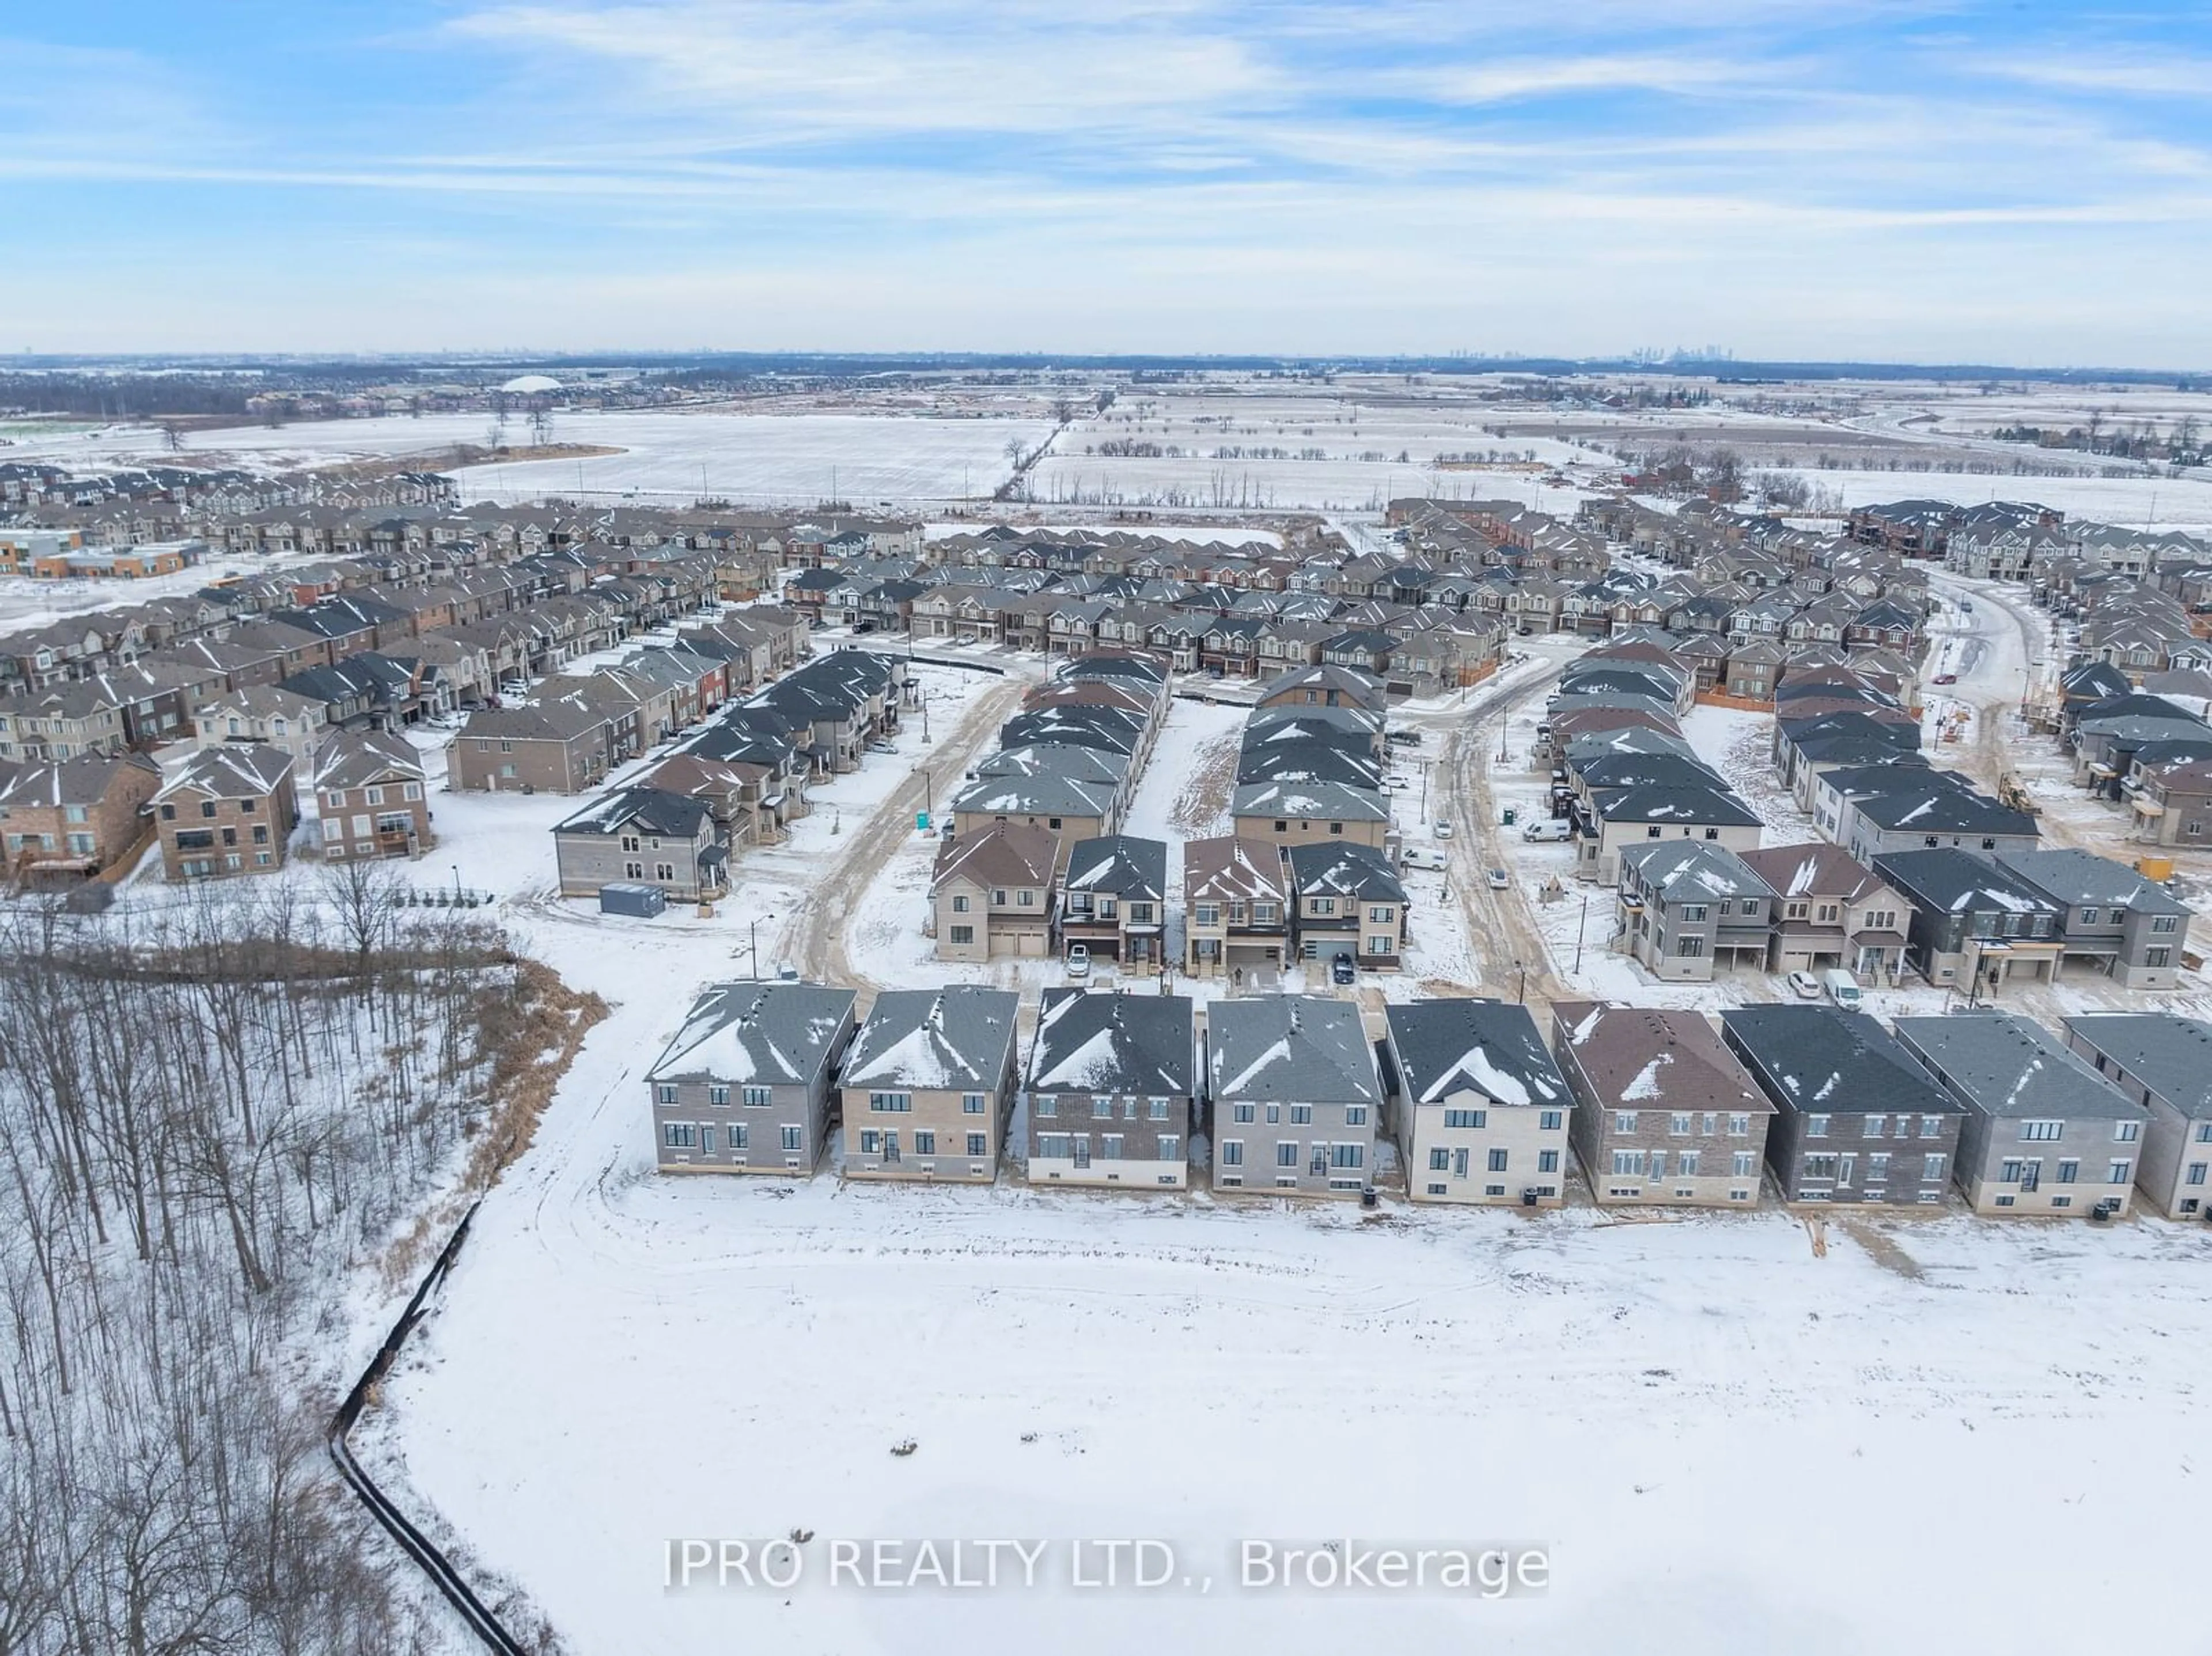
[1820,968,1862,1010]
[1401,847,1450,871]
[1521,819,1571,843]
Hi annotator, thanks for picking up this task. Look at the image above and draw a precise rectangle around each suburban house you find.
[1615,840,1776,983]
[448,701,613,794]
[1057,833,1169,966]
[1892,1014,2147,1218]
[1384,998,1573,1207]
[1209,995,1384,1196]
[1838,774,2040,864]
[1721,1005,1964,1206]
[550,786,726,903]
[839,986,1021,1183]
[1254,664,1388,712]
[311,729,432,861]
[1870,850,2066,991]
[1738,843,1913,979]
[1228,780,1391,849]
[1285,839,1408,971]
[2062,1013,2212,1219]
[192,685,329,769]
[948,772,1120,871]
[1182,835,1291,979]
[1573,785,1763,884]
[647,981,859,1175]
[1992,848,2191,990]
[1025,990,1196,1190]
[930,823,1058,961]
[0,752,162,884]
[152,745,301,880]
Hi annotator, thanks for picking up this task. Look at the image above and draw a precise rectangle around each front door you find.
[1837,1153,1856,1188]
[2019,1158,2041,1192]
[1453,1147,1469,1178]
[1071,1137,1091,1169]
[883,1131,900,1165]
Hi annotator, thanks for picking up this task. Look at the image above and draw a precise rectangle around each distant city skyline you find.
[5,2,2209,365]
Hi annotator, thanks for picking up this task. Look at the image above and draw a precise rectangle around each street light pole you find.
[1573,893,1589,973]
[1514,959,1527,1005]
[749,919,759,980]
[450,863,461,904]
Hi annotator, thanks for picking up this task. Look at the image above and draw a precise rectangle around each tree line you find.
[0,870,567,1654]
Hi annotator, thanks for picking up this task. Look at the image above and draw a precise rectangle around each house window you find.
[1613,1111,1638,1133]
[709,1085,730,1106]
[2108,1159,2133,1185]
[1863,1115,1886,1139]
[1919,1115,1943,1138]
[1430,1148,1451,1172]
[1017,889,1035,906]
[1345,1106,1368,1127]
[1732,1151,1756,1177]
[743,1086,772,1108]
[1158,1136,1180,1162]
[949,924,974,944]
[656,1083,677,1105]
[868,1092,912,1113]
[951,893,970,912]
[1277,1142,1300,1168]
[781,1125,802,1152]
[1253,904,1278,925]
[859,1131,880,1154]
[1290,1104,1312,1125]
[1444,1108,1485,1129]
[662,1122,695,1149]
[1921,1154,1945,1181]
[1537,1150,1559,1173]
[963,1094,986,1115]
[2187,1164,2208,1186]
[1220,1140,1244,1166]
[2153,915,2180,934]
[1669,1113,1691,1136]
[1330,1144,1363,1170]
[913,1130,937,1155]
[1149,1098,1170,1120]
[1232,1104,1255,1124]
[1487,1148,1509,1173]
[2020,1120,2062,1141]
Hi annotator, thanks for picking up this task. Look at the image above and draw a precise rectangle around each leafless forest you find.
[0,871,551,1654]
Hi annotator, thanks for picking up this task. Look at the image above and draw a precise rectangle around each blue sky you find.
[3,1,2208,362]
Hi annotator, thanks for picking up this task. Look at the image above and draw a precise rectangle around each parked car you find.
[1433,820,1454,840]
[1521,819,1571,843]
[1385,729,1422,746]
[1786,970,1823,999]
[865,739,897,755]
[1932,672,1957,685]
[1820,968,1862,1010]
[1066,943,1090,979]
[1486,868,1510,890]
[1401,846,1449,871]
[1330,953,1356,986]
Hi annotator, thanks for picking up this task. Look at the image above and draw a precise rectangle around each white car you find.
[1786,970,1823,1000]
[1065,944,1091,979]
[1486,868,1510,890]
[1433,821,1454,840]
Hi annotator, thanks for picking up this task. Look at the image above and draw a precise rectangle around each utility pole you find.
[1513,959,1528,1005]
[749,918,760,979]
[1573,893,1589,973]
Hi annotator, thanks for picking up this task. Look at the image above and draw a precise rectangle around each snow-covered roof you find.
[1028,990,1194,1096]
[647,982,857,1086]
[1209,995,1379,1105]
[1385,999,1566,1111]
[844,987,1019,1092]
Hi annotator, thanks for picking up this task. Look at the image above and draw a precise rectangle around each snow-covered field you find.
[1027,384,1616,513]
[1756,466,2212,530]
[2,408,1056,508]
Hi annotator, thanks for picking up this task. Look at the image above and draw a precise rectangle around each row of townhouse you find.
[643,980,2212,1226]
[550,647,904,904]
[932,653,1173,956]
[1542,641,1767,884]
[1614,832,2190,992]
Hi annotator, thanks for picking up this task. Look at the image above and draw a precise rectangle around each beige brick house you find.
[153,746,300,880]
[312,730,433,861]
[839,987,1021,1183]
